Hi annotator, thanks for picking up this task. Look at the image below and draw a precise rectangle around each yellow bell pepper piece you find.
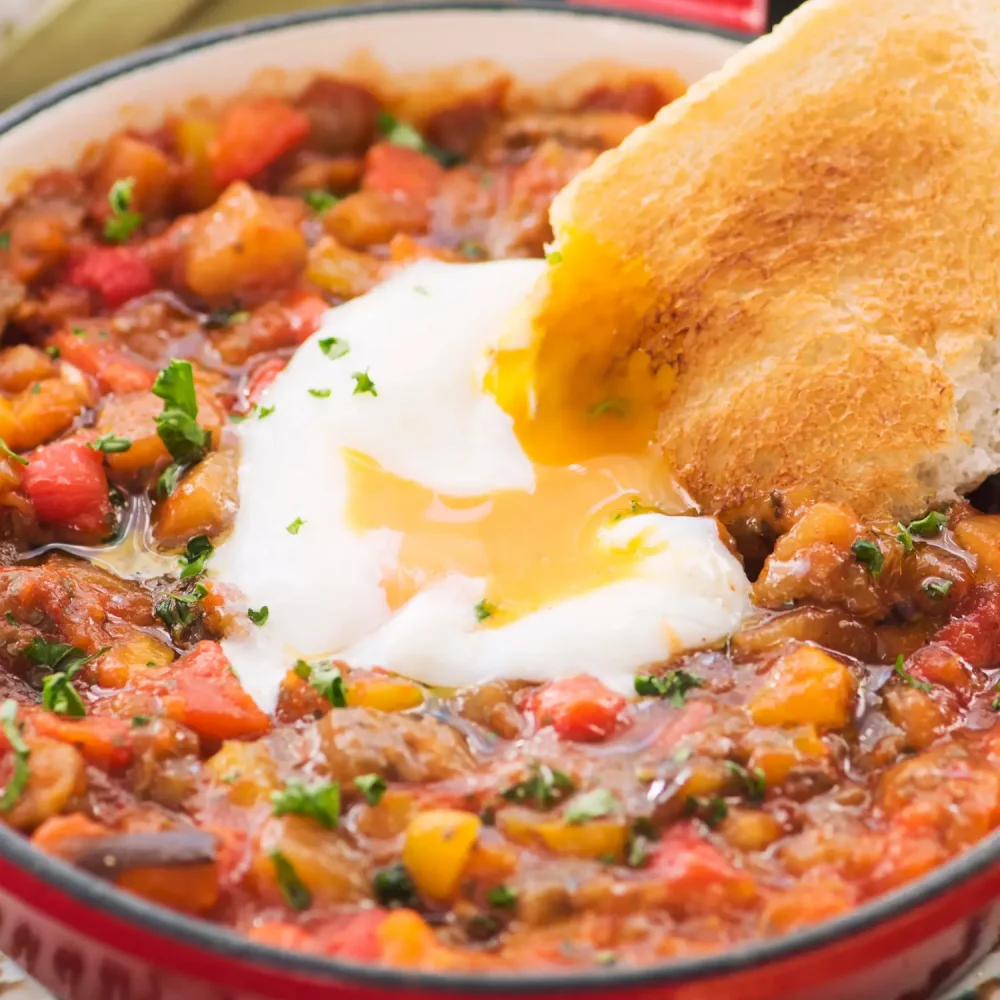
[346,674,424,712]
[402,809,481,901]
[498,808,628,861]
[749,645,855,730]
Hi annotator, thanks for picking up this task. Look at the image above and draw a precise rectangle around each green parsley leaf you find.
[154,584,207,630]
[294,659,347,707]
[923,579,953,600]
[319,336,349,360]
[352,370,377,396]
[565,788,618,825]
[372,862,419,908]
[705,796,729,828]
[893,653,932,693]
[247,606,269,626]
[0,438,27,466]
[157,462,184,498]
[545,249,563,265]
[179,535,213,579]
[908,510,948,537]
[459,241,487,260]
[108,484,126,507]
[152,360,210,489]
[376,111,461,167]
[354,773,386,806]
[0,700,29,810]
[24,638,94,674]
[595,950,618,966]
[486,884,518,909]
[413,285,429,296]
[131,715,150,727]
[613,498,660,522]
[725,761,767,803]
[851,538,884,578]
[502,762,575,810]
[88,433,132,454]
[896,522,914,554]
[308,388,331,398]
[4,611,16,626]
[0,231,10,251]
[302,189,340,214]
[287,517,305,535]
[474,599,495,622]
[41,671,86,717]
[634,670,703,708]
[270,850,312,911]
[257,405,275,419]
[44,346,60,360]
[271,779,341,829]
[587,397,628,419]
[104,177,144,243]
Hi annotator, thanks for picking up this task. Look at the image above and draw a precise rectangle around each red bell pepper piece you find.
[210,98,311,187]
[364,142,444,205]
[530,674,630,742]
[49,328,155,394]
[66,246,156,309]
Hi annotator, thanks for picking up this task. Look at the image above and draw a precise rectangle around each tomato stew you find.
[1,67,1000,975]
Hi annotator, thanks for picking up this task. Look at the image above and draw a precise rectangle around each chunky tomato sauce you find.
[0,68,999,973]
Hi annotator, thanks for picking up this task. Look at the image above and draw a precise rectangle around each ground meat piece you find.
[296,77,379,157]
[313,707,476,783]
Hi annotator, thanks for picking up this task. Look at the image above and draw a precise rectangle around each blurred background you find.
[0,0,804,111]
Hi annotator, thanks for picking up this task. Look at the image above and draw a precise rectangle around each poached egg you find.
[211,259,750,711]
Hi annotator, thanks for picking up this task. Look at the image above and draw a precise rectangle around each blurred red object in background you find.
[573,0,767,34]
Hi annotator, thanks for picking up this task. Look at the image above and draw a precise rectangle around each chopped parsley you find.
[0,700,29,810]
[634,670,703,708]
[270,850,312,911]
[152,359,211,496]
[565,788,618,825]
[613,498,660,522]
[705,796,729,828]
[923,579,953,600]
[372,862,419,908]
[413,285,429,296]
[257,405,275,419]
[293,659,347,707]
[377,110,461,167]
[893,653,932,693]
[459,241,487,260]
[247,606,269,626]
[0,231,9,251]
[545,249,563,266]
[302,189,340,214]
[626,818,656,869]
[725,761,767,803]
[44,346,60,360]
[104,177,143,243]
[24,638,98,674]
[896,522,914,554]
[354,773,386,806]
[908,510,948,537]
[474,599,495,622]
[204,307,249,328]
[41,671,86,717]
[851,538,884,578]
[4,612,15,626]
[308,388,331,398]
[26,640,107,718]
[131,715,150,727]
[178,534,213,579]
[352,370,377,396]
[0,438,27,466]
[486,884,518,909]
[319,336,349,360]
[88,433,132,454]
[502,762,575,810]
[154,584,207,630]
[271,779,341,829]
[587,397,628,419]
[286,517,305,535]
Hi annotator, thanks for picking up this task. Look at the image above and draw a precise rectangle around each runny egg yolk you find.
[345,311,687,624]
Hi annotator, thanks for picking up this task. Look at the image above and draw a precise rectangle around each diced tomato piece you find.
[161,641,270,741]
[283,292,328,343]
[49,328,155,394]
[654,700,714,751]
[31,712,134,770]
[243,357,287,408]
[210,98,311,187]
[650,824,757,907]
[65,247,156,309]
[22,439,111,534]
[32,813,111,857]
[363,143,444,205]
[530,674,630,742]
[316,910,387,961]
[931,583,1000,669]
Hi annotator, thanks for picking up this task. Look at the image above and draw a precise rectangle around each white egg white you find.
[211,260,750,710]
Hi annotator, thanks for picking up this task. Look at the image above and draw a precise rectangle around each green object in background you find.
[0,0,362,111]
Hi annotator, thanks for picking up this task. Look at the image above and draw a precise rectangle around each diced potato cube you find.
[749,645,855,730]
[746,725,827,786]
[154,450,237,549]
[719,809,783,852]
[346,673,424,712]
[118,863,218,915]
[402,809,481,900]
[498,807,628,861]
[0,346,55,394]
[10,377,90,450]
[6,738,86,831]
[93,135,174,220]
[95,634,175,689]
[184,182,307,304]
[205,740,280,807]
[306,236,381,299]
[772,503,863,559]
[954,515,1000,583]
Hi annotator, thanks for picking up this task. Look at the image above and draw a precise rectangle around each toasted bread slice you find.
[524,0,1000,519]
